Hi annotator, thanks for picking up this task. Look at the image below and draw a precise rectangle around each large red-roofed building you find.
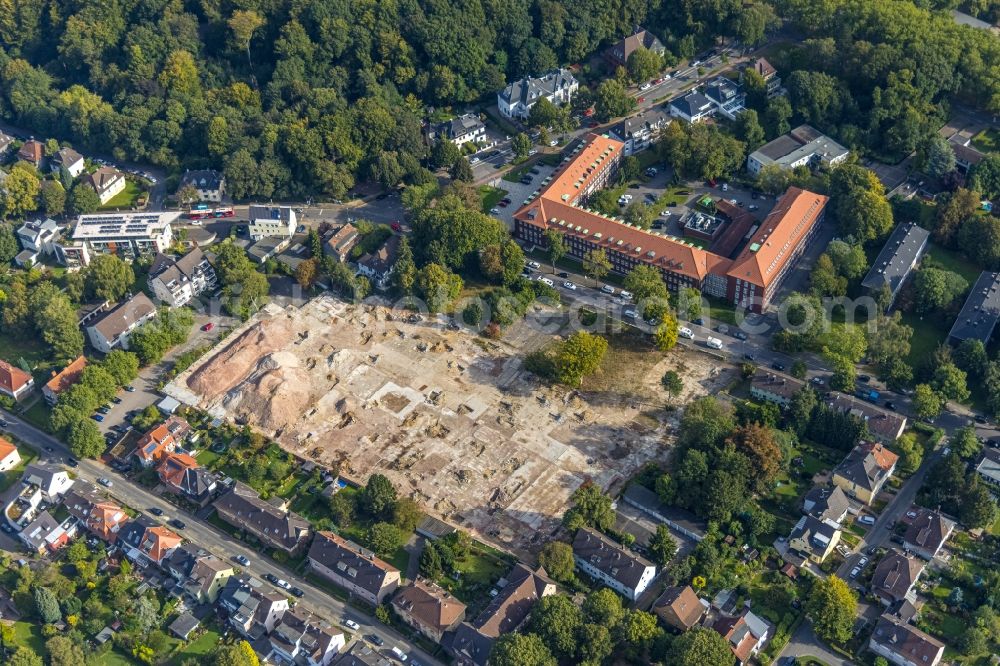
[513,133,828,312]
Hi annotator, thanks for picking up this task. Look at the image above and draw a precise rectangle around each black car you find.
[67,457,79,467]
[692,318,703,326]
[149,507,164,516]
[885,401,897,411]
[975,414,988,424]
[0,418,8,427]
[264,573,279,585]
[771,362,785,371]
[168,518,186,530]
[628,184,641,189]
[743,353,756,361]
[290,586,305,598]
[858,374,871,383]
[367,635,385,648]
[520,177,532,184]
[530,167,541,174]
[557,272,569,278]
[733,331,748,341]
[44,446,54,453]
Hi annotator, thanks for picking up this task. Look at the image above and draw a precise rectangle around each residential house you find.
[246,236,290,264]
[87,167,126,204]
[148,247,217,307]
[391,578,467,643]
[117,516,183,567]
[711,609,772,666]
[64,485,129,544]
[218,576,289,638]
[869,613,945,666]
[0,359,35,402]
[216,482,312,555]
[825,394,907,444]
[16,218,60,255]
[948,133,986,175]
[51,147,85,178]
[22,463,74,501]
[0,437,20,473]
[334,641,395,665]
[18,139,44,167]
[746,125,849,175]
[86,292,158,353]
[248,205,297,241]
[54,240,91,269]
[134,416,191,467]
[433,114,487,148]
[42,355,88,405]
[802,485,850,525]
[608,107,672,156]
[180,170,226,202]
[975,447,1000,496]
[20,511,76,554]
[357,234,401,290]
[652,585,707,632]
[786,515,842,564]
[71,211,177,259]
[668,91,716,123]
[307,531,401,605]
[169,613,201,641]
[605,28,666,69]
[182,554,235,604]
[497,69,578,120]
[572,527,657,601]
[861,222,930,309]
[900,507,955,560]
[750,370,803,407]
[157,452,218,506]
[268,607,346,666]
[446,564,556,666]
[871,550,925,606]
[744,58,781,97]
[166,543,203,581]
[703,77,746,119]
[322,225,360,264]
[948,271,1000,346]
[833,441,899,505]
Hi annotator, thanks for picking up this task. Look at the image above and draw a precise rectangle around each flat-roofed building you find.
[976,448,1000,496]
[862,223,930,308]
[247,205,297,240]
[948,271,1000,345]
[747,125,850,175]
[72,212,177,258]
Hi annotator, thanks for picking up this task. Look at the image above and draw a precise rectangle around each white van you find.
[601,284,616,294]
[619,290,633,301]
[678,327,694,339]
[706,337,724,350]
[391,647,408,662]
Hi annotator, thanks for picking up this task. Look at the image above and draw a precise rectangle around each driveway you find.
[778,619,855,666]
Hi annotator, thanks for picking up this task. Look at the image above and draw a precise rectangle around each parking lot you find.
[489,163,557,229]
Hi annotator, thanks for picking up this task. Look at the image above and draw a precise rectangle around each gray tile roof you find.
[216,482,311,552]
[861,222,930,294]
[90,293,157,343]
[948,271,1000,344]
[499,69,577,107]
[307,531,399,598]
[573,527,654,590]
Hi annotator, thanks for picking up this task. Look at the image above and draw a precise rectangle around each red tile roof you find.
[158,452,199,488]
[860,441,900,472]
[44,356,88,397]
[0,360,33,396]
[726,187,829,290]
[0,436,18,462]
[136,424,176,463]
[143,525,183,563]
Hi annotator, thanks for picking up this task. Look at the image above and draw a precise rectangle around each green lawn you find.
[900,310,947,368]
[11,620,46,655]
[990,516,1000,537]
[94,649,141,666]
[434,543,513,613]
[0,444,38,492]
[99,179,144,210]
[194,449,220,467]
[0,332,50,366]
[20,400,51,432]
[170,628,222,665]
[972,128,1000,154]
[924,242,982,285]
[479,186,508,213]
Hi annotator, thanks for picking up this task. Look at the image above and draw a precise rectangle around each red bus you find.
[186,207,234,220]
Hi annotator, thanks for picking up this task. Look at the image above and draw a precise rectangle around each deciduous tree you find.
[807,576,858,644]
[538,541,575,583]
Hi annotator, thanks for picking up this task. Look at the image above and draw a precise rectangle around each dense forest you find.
[0,0,998,200]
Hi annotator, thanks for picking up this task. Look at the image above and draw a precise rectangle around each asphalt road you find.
[0,410,442,666]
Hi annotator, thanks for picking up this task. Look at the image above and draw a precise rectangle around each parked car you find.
[290,586,305,598]
[98,477,113,488]
[235,555,250,566]
[149,507,163,516]
[537,277,554,287]
[858,556,869,567]
[343,619,360,631]
[125,385,136,392]
[0,418,7,427]
[771,362,785,371]
[276,579,292,590]
[98,406,111,415]
[849,566,861,578]
[368,635,385,647]
[623,309,638,319]
[885,401,897,411]
[678,327,694,339]
[562,281,576,290]
[91,414,105,422]
[490,207,500,214]
[264,573,279,584]
[858,374,871,383]
[202,322,215,332]
[733,331,748,341]
[556,272,568,278]
[858,515,876,526]
[67,458,79,467]
[527,261,541,269]
[743,353,756,361]
[168,519,186,530]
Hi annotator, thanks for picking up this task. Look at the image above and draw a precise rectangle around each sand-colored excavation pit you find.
[166,295,729,557]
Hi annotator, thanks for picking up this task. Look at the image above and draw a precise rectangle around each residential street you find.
[780,620,855,666]
[0,409,443,666]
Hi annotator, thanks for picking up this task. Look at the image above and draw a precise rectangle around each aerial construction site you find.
[165,295,729,557]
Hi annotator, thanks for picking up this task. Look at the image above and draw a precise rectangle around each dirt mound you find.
[222,354,313,432]
[187,317,295,399]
